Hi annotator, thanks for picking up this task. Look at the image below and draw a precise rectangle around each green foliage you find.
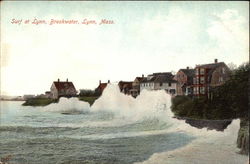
[78,96,99,106]
[79,89,100,105]
[211,63,249,118]
[171,96,195,118]
[79,89,100,97]
[22,98,57,106]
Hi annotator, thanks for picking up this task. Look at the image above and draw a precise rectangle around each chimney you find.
[58,78,60,82]
[142,74,144,78]
[215,59,218,63]
[187,66,189,70]
[66,78,68,82]
[108,80,110,83]
[99,80,101,84]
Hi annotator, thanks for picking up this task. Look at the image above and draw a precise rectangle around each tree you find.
[227,62,237,71]
[211,62,249,118]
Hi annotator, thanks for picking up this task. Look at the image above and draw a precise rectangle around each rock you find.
[237,118,249,155]
[174,117,232,131]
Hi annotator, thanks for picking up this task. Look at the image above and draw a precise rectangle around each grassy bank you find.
[78,96,99,106]
[171,96,234,120]
[22,98,57,106]
[22,96,99,107]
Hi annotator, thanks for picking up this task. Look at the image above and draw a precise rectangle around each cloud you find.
[207,9,249,65]
[1,3,249,95]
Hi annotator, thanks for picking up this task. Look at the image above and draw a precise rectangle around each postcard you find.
[0,1,249,164]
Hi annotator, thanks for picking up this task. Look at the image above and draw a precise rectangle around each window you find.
[222,68,225,74]
[168,82,171,87]
[193,78,196,84]
[219,77,223,82]
[160,82,163,86]
[200,77,205,84]
[200,87,205,94]
[200,68,205,75]
[194,87,197,94]
[196,69,199,75]
[170,89,176,94]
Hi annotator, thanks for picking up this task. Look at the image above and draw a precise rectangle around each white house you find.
[140,75,156,90]
[140,72,177,96]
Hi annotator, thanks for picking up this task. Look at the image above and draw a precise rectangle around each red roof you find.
[53,81,76,91]
[96,83,108,93]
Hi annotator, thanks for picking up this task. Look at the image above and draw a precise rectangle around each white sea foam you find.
[20,83,248,163]
[43,97,90,113]
[42,84,174,126]
[135,119,249,164]
[91,84,173,123]
[37,84,242,143]
[39,84,233,137]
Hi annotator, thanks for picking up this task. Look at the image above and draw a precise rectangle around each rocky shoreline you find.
[237,118,249,155]
[174,116,232,131]
[174,116,249,156]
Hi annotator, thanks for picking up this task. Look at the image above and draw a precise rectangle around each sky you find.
[0,1,249,96]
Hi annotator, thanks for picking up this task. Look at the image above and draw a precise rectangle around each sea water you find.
[0,84,248,164]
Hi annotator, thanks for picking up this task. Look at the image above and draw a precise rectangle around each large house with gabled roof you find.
[50,79,77,99]
[193,59,230,98]
[174,67,195,96]
[118,81,133,95]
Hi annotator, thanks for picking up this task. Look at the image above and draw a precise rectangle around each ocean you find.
[0,85,248,164]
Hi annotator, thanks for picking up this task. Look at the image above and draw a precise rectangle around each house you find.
[174,67,195,96]
[140,72,177,96]
[50,79,77,99]
[193,59,230,98]
[118,81,133,95]
[95,80,110,95]
[44,91,51,98]
[131,75,146,97]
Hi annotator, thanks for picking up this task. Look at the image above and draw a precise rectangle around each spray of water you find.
[43,97,90,113]
[91,84,173,123]
[41,83,240,138]
[24,84,247,163]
